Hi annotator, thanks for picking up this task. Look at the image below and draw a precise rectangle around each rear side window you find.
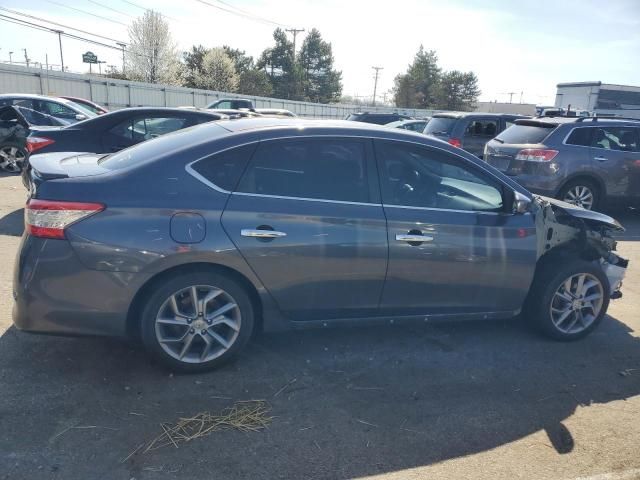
[424,117,457,135]
[237,138,369,202]
[565,127,593,146]
[191,144,257,191]
[496,124,554,144]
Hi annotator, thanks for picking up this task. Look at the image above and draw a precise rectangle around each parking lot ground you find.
[0,172,639,480]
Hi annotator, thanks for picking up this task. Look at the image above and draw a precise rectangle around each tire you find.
[526,258,610,341]
[140,271,255,372]
[557,179,601,211]
[0,143,27,173]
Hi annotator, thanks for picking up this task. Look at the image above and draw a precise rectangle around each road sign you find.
[82,51,98,64]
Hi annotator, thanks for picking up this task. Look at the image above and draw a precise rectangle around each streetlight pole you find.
[9,51,13,64]
[116,42,126,74]
[53,30,64,71]
[22,49,29,68]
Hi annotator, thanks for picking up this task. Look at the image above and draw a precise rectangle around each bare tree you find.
[196,48,239,92]
[126,10,180,84]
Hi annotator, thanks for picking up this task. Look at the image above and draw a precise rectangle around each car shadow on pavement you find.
[0,315,639,479]
[0,208,24,236]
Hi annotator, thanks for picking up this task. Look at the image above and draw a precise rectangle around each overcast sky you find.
[1,0,639,105]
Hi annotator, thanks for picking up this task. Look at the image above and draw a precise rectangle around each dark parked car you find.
[25,107,228,157]
[346,112,412,125]
[484,117,640,210]
[207,98,255,110]
[0,94,97,125]
[424,112,527,158]
[0,106,30,172]
[14,119,627,372]
[386,119,429,132]
[60,96,108,115]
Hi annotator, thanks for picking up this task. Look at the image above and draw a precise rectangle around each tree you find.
[182,45,208,88]
[126,10,180,84]
[197,48,239,92]
[408,46,441,108]
[393,73,418,108]
[298,28,342,103]
[257,28,295,99]
[238,69,273,97]
[436,71,480,111]
[222,46,254,75]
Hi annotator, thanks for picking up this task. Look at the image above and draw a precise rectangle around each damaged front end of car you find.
[533,195,628,299]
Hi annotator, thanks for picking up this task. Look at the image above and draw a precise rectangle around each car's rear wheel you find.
[527,259,610,341]
[140,272,254,372]
[0,143,27,173]
[558,179,600,211]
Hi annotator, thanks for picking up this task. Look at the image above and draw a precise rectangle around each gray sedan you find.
[13,119,628,371]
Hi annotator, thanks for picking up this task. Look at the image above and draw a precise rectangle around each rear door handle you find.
[594,156,608,162]
[241,229,287,238]
[395,234,434,243]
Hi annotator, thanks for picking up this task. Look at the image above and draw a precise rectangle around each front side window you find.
[592,127,639,152]
[216,101,232,109]
[237,138,369,202]
[376,140,504,212]
[44,101,78,119]
[464,119,498,137]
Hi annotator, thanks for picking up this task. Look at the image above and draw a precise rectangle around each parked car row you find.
[347,110,640,210]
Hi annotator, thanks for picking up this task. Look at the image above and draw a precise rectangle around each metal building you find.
[555,82,640,118]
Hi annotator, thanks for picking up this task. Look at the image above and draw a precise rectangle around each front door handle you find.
[594,156,608,162]
[241,229,287,238]
[396,234,434,243]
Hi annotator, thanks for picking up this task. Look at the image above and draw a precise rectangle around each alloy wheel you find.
[549,273,604,334]
[563,185,594,210]
[155,285,241,364]
[0,146,26,173]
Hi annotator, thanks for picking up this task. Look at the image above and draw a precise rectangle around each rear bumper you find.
[12,235,150,337]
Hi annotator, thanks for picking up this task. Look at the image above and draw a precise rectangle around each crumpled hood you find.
[536,195,624,231]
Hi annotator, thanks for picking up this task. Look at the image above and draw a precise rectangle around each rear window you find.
[190,144,257,191]
[495,124,554,144]
[424,117,457,135]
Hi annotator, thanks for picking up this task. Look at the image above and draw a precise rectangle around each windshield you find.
[424,117,457,135]
[496,124,555,144]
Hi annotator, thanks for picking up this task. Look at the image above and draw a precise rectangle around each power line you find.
[44,0,128,26]
[118,0,180,22]
[194,0,291,28]
[0,14,151,59]
[0,6,127,44]
[86,0,134,19]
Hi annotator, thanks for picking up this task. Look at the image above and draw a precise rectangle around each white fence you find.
[0,63,434,119]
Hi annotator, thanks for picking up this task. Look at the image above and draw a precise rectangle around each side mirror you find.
[513,191,531,214]
[75,114,87,121]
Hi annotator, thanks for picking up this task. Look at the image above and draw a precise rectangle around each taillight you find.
[25,199,104,239]
[515,149,559,162]
[26,136,55,154]
[448,138,462,148]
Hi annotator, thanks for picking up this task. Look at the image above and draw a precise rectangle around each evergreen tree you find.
[298,28,342,103]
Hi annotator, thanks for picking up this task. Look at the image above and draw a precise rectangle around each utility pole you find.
[285,28,305,60]
[9,51,13,64]
[505,91,517,103]
[371,66,383,106]
[22,49,29,68]
[53,30,64,72]
[116,42,126,74]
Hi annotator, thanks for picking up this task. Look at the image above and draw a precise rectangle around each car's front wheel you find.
[140,271,254,372]
[527,259,610,341]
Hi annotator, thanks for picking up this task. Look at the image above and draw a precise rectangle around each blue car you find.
[14,118,628,371]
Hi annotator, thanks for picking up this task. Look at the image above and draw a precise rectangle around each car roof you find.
[433,112,527,119]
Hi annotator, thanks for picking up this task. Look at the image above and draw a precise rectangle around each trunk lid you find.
[28,152,110,186]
